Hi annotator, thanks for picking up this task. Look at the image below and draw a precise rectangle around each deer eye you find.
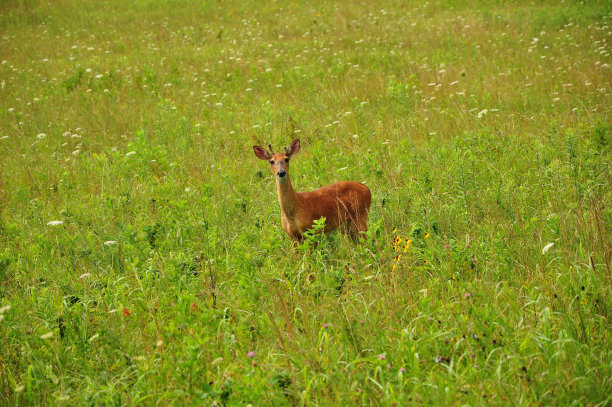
[269,160,274,164]
[284,158,289,163]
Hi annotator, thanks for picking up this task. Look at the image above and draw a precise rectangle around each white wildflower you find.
[47,220,64,226]
[125,151,136,157]
[40,331,53,340]
[37,133,47,139]
[0,305,10,313]
[541,242,554,255]
[103,240,118,246]
[476,109,488,118]
[79,273,91,279]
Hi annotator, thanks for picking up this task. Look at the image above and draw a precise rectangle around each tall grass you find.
[0,0,610,405]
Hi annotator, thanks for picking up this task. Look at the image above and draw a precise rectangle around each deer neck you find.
[276,175,298,218]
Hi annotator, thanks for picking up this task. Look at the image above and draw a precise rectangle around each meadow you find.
[0,0,611,405]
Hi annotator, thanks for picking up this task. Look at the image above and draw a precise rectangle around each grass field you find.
[1,0,611,405]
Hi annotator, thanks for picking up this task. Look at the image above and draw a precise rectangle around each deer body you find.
[254,139,371,242]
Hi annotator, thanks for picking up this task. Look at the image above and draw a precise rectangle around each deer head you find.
[253,139,301,181]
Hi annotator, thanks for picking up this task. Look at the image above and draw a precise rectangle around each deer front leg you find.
[291,234,304,256]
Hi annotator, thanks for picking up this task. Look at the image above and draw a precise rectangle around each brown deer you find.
[253,139,371,243]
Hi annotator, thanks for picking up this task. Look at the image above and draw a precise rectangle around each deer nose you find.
[277,170,286,177]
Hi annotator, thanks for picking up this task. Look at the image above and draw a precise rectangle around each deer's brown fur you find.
[253,139,371,242]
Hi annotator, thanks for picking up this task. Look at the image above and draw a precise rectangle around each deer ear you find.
[253,146,270,160]
[287,139,300,157]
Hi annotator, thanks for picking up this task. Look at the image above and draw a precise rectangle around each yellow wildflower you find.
[393,235,402,251]
[403,240,412,252]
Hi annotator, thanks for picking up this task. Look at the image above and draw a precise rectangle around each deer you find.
[253,139,371,244]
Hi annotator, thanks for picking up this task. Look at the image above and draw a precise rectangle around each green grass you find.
[0,0,611,405]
